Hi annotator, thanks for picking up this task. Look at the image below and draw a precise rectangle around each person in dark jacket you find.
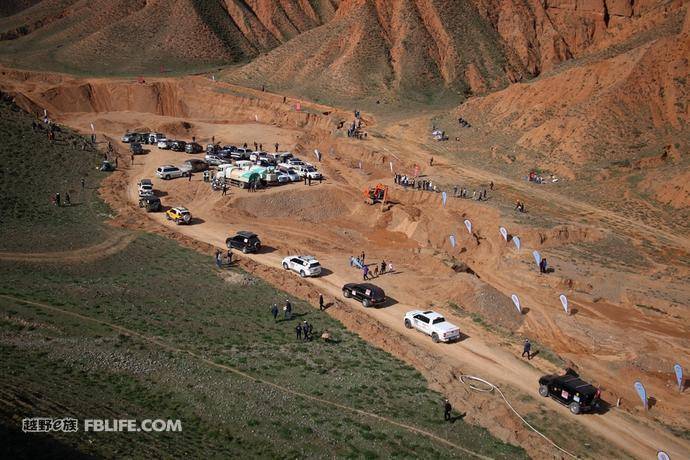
[444,399,452,421]
[522,339,532,360]
[319,293,325,311]
[271,303,279,321]
[295,323,302,340]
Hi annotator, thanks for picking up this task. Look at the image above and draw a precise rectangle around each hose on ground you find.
[459,375,578,459]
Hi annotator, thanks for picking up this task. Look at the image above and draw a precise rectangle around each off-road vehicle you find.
[538,369,601,414]
[226,231,261,253]
[138,195,161,212]
[282,255,322,277]
[404,310,461,343]
[166,207,192,224]
[342,283,386,307]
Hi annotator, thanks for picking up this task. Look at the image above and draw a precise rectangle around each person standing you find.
[296,323,302,340]
[285,299,292,320]
[271,303,279,321]
[222,183,228,196]
[55,192,61,207]
[188,172,192,182]
[64,192,71,206]
[362,264,369,280]
[380,260,386,275]
[80,178,85,191]
[274,142,279,152]
[444,399,452,421]
[215,250,222,268]
[522,339,532,360]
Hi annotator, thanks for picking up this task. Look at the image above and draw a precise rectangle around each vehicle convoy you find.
[538,369,602,414]
[139,195,161,212]
[404,310,461,343]
[226,231,261,253]
[156,165,186,180]
[342,283,386,307]
[166,207,192,225]
[282,255,322,277]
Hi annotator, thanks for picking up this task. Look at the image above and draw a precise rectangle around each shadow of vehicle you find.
[375,296,398,308]
[190,217,206,225]
[257,245,277,254]
[318,268,334,277]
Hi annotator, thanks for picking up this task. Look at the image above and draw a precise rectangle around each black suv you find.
[185,142,203,154]
[138,195,161,212]
[538,369,601,414]
[342,283,386,307]
[171,140,187,152]
[226,231,261,254]
[130,142,143,154]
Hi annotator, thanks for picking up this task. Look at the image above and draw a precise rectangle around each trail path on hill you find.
[0,233,136,263]
[381,130,690,252]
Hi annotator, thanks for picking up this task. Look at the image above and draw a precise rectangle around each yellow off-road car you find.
[165,207,192,225]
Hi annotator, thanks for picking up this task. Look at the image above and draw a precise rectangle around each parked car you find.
[130,142,144,155]
[148,133,165,144]
[121,132,138,143]
[205,154,230,166]
[404,310,461,343]
[166,207,192,224]
[282,255,322,277]
[342,283,386,307]
[158,139,173,149]
[296,164,321,179]
[137,178,153,187]
[171,140,187,152]
[231,148,251,160]
[180,159,208,173]
[538,370,601,415]
[138,195,161,212]
[278,167,300,182]
[275,171,291,183]
[155,165,186,180]
[249,151,268,162]
[226,231,261,253]
[185,142,203,154]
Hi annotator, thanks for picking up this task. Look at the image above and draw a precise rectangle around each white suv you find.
[298,164,321,179]
[404,310,461,343]
[282,255,322,277]
[155,165,186,180]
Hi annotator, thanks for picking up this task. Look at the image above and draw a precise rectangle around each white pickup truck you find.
[404,310,461,343]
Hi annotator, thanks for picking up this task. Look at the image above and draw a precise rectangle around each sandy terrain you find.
[1,69,689,459]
